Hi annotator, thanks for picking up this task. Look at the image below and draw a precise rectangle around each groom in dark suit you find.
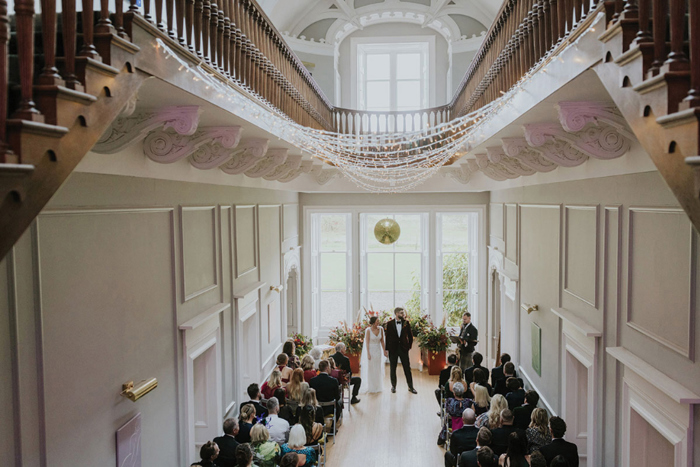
[384,307,417,394]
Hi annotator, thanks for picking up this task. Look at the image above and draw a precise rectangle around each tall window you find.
[357,42,429,112]
[311,213,351,329]
[360,213,428,316]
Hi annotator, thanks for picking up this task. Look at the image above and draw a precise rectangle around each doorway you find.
[193,345,219,453]
[490,270,502,365]
[565,349,589,467]
[286,266,299,334]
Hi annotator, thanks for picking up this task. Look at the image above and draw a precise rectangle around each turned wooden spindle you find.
[648,0,667,76]
[549,0,558,45]
[622,0,638,17]
[185,0,195,51]
[154,0,164,30]
[166,0,175,39]
[633,0,652,44]
[12,0,43,121]
[79,0,100,59]
[202,0,210,60]
[38,0,63,85]
[176,0,186,45]
[682,0,700,107]
[223,1,231,76]
[613,0,624,21]
[209,1,218,67]
[662,0,688,71]
[95,0,113,33]
[115,0,127,38]
[194,0,203,56]
[61,0,81,89]
[143,0,152,22]
[0,0,13,160]
[217,9,225,71]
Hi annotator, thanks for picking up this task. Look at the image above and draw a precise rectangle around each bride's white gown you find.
[360,327,385,393]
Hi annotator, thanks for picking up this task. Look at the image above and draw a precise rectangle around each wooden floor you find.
[324,368,444,466]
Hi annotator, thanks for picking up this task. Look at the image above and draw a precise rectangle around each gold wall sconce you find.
[521,303,539,314]
[270,285,283,293]
[121,378,158,402]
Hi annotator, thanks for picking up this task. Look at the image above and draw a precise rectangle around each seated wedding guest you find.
[469,368,493,398]
[525,408,551,454]
[477,394,508,430]
[505,378,526,411]
[281,425,318,467]
[309,348,323,369]
[458,427,494,467]
[439,382,472,446]
[465,352,490,384]
[472,384,492,417]
[309,359,342,417]
[235,443,254,467]
[236,405,257,444]
[277,354,294,384]
[250,424,280,467]
[213,418,239,467]
[265,397,291,445]
[261,369,284,399]
[327,357,348,386]
[538,417,578,467]
[528,451,547,467]
[550,455,570,467]
[298,387,325,425]
[445,366,468,399]
[330,342,361,404]
[279,452,300,467]
[499,431,530,467]
[286,369,305,404]
[494,363,517,396]
[299,404,324,445]
[514,390,540,430]
[301,355,317,383]
[191,440,220,467]
[491,409,526,456]
[491,354,516,387]
[275,388,297,425]
[284,339,300,369]
[437,354,459,405]
[477,447,499,467]
[241,383,267,419]
[445,409,479,467]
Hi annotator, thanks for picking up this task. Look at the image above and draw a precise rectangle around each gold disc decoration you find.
[374,218,401,245]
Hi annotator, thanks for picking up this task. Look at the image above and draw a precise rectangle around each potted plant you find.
[328,322,365,373]
[417,322,451,375]
[290,333,312,357]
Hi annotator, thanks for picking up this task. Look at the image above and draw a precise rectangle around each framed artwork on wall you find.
[531,322,541,376]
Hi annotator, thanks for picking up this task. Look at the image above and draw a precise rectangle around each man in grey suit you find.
[458,312,478,371]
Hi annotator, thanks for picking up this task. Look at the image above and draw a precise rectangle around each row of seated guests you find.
[445,410,579,467]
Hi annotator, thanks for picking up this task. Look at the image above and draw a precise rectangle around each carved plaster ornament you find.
[245,148,289,178]
[557,101,635,140]
[188,127,243,169]
[219,139,269,175]
[264,154,303,181]
[310,165,342,185]
[486,146,536,176]
[523,123,589,167]
[443,164,473,184]
[475,153,519,181]
[278,160,314,183]
[501,137,558,173]
[465,159,480,174]
[530,118,630,161]
[94,106,202,154]
[144,126,241,164]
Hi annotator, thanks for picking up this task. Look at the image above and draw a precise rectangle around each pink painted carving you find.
[245,148,289,178]
[116,413,141,467]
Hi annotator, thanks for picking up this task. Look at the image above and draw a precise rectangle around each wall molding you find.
[563,204,600,308]
[518,365,558,416]
[234,205,258,279]
[180,206,219,302]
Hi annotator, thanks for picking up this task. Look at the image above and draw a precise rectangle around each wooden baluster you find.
[540,1,547,55]
[61,0,81,89]
[0,0,12,160]
[223,0,231,76]
[634,0,652,44]
[166,0,175,39]
[574,0,582,23]
[648,0,667,76]
[558,0,566,35]
[550,0,559,44]
[194,0,203,57]
[542,0,551,51]
[12,0,43,121]
[38,0,63,85]
[217,8,224,71]
[176,0,186,45]
[210,2,218,68]
[231,0,239,80]
[202,0,210,62]
[95,0,113,33]
[115,0,127,38]
[613,0,624,21]
[143,0,152,23]
[662,0,688,71]
[185,0,195,51]
[155,0,163,30]
[622,0,638,17]
[79,0,100,58]
[682,0,700,107]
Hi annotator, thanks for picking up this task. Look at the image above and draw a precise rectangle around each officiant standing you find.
[384,307,417,394]
[458,312,478,371]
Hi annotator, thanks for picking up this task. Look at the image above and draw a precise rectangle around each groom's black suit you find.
[384,319,414,390]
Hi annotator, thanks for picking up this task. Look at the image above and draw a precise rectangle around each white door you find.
[193,345,219,453]
[565,350,588,467]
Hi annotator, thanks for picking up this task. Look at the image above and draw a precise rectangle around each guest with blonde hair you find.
[250,424,281,467]
[298,387,325,424]
[301,355,317,382]
[477,394,508,430]
[261,369,284,399]
[472,384,492,416]
[526,408,552,454]
[236,404,256,443]
[445,366,468,399]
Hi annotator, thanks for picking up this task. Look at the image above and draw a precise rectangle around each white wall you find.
[295,50,335,104]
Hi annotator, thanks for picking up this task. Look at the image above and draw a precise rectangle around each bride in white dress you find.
[360,316,386,393]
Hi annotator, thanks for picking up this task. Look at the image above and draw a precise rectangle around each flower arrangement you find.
[359,309,392,329]
[290,333,312,357]
[417,322,451,352]
[328,322,365,355]
[409,314,432,338]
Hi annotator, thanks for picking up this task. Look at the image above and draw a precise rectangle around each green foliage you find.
[406,252,469,327]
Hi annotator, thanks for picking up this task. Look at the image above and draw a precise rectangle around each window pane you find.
[321,253,346,290]
[442,214,470,251]
[443,253,468,291]
[366,54,390,80]
[368,291,394,313]
[396,291,419,315]
[394,214,421,251]
[395,253,421,290]
[366,81,390,110]
[320,215,346,251]
[396,81,421,110]
[368,253,394,291]
[397,53,421,79]
[367,214,394,251]
[443,290,468,327]
[321,291,347,327]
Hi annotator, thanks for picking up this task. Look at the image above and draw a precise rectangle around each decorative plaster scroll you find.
[443,164,472,184]
[263,154,303,181]
[245,148,289,178]
[278,160,313,183]
[144,127,241,164]
[476,154,519,180]
[486,146,536,176]
[219,139,269,175]
[523,123,589,167]
[502,137,558,173]
[557,101,635,140]
[94,106,202,154]
[466,159,480,173]
[310,165,342,185]
[188,127,243,169]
